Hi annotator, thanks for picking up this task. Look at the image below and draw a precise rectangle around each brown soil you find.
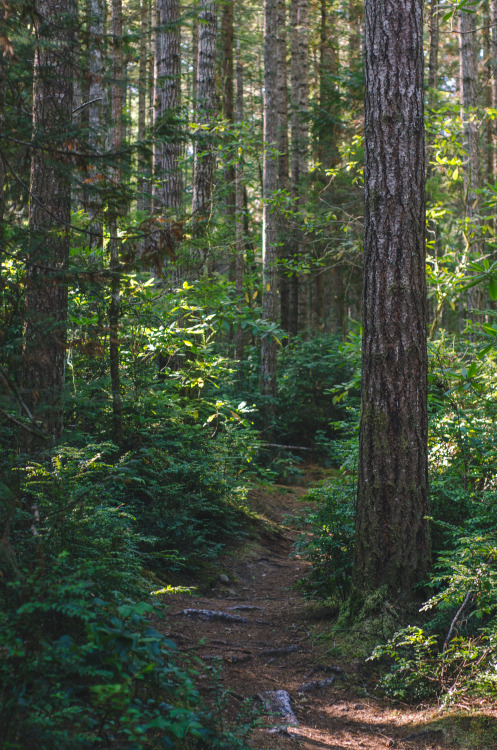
[160,478,497,750]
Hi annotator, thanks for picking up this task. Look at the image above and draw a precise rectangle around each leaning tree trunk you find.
[352,0,430,603]
[459,8,483,318]
[22,0,75,447]
[192,0,217,240]
[261,0,278,399]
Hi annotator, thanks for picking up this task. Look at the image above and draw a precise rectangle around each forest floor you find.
[161,469,497,750]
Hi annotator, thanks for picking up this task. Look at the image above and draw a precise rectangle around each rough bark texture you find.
[221,0,235,277]
[155,0,182,210]
[353,0,430,601]
[459,9,483,316]
[22,0,75,446]
[137,0,149,211]
[87,0,105,249]
[276,0,291,334]
[261,0,278,398]
[290,0,309,334]
[318,0,339,169]
[192,0,217,234]
[235,41,245,365]
[483,5,493,185]
[109,0,123,447]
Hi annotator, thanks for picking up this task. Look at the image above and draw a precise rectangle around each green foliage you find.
[294,477,355,602]
[0,587,209,749]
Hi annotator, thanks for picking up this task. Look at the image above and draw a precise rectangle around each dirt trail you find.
[165,480,463,749]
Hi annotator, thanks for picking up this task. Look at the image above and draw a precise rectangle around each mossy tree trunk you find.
[353,0,430,603]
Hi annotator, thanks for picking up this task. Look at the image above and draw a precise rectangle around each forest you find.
[2,0,497,746]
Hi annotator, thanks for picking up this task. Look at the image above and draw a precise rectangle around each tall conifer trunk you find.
[108,0,123,447]
[276,0,291,333]
[192,0,217,237]
[155,0,182,211]
[290,0,309,334]
[261,0,278,398]
[353,0,430,602]
[22,0,75,446]
[87,0,105,249]
[234,41,245,365]
[459,8,483,317]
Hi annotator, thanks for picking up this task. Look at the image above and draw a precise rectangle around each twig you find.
[443,591,473,652]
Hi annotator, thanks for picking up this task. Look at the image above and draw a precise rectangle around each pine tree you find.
[353,0,430,602]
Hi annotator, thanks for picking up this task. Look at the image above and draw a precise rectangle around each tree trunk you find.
[318,0,339,169]
[22,0,75,447]
[290,0,309,335]
[192,0,217,237]
[492,0,497,177]
[155,0,182,211]
[261,0,278,398]
[459,8,483,317]
[276,0,291,334]
[221,0,235,277]
[137,0,149,212]
[482,3,493,185]
[108,0,124,447]
[234,40,245,366]
[87,0,105,250]
[353,0,430,603]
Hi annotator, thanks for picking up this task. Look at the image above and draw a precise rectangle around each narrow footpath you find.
[165,478,482,750]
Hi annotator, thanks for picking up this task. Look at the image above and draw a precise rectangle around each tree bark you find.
[108,0,124,447]
[290,0,309,334]
[492,0,497,178]
[155,0,182,211]
[137,0,149,212]
[353,0,430,602]
[276,0,291,334]
[22,0,75,447]
[221,0,235,277]
[192,0,217,237]
[459,9,483,317]
[261,0,278,398]
[87,0,105,249]
[234,40,245,366]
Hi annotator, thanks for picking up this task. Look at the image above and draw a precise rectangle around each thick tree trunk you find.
[87,0,105,250]
[155,0,182,211]
[353,0,430,602]
[261,0,278,398]
[234,41,244,366]
[22,0,75,447]
[108,0,123,447]
[276,0,291,334]
[192,0,217,236]
[459,9,483,317]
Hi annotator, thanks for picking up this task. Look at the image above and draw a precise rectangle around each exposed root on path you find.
[157,479,497,749]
